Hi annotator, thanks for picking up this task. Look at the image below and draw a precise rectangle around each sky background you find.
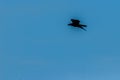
[1,0,120,80]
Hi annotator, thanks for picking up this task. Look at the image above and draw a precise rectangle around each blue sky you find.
[1,0,120,80]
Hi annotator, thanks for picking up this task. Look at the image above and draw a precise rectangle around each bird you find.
[68,19,87,31]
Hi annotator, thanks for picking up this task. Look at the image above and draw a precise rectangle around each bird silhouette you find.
[68,19,87,31]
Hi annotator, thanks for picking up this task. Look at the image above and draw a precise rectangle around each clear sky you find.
[1,0,120,80]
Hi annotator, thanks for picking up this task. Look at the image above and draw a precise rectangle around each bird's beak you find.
[68,24,71,26]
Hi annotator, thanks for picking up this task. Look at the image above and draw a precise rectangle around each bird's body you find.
[68,19,87,31]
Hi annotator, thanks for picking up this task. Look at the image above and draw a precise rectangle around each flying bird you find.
[68,19,87,31]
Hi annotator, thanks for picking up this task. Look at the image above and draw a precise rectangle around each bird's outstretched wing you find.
[71,19,80,24]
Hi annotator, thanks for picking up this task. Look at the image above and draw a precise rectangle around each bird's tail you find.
[81,25,87,27]
[81,27,87,31]
[79,26,87,31]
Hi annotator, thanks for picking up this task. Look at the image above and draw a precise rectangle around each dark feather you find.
[71,19,80,24]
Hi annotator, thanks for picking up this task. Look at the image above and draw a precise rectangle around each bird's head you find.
[68,23,72,26]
